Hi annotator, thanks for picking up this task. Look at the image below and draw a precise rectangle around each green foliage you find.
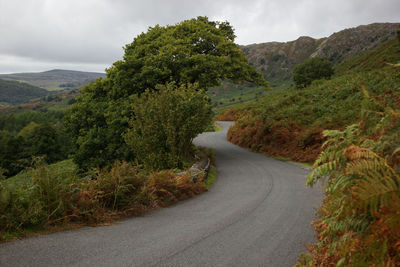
[23,123,64,164]
[110,16,267,93]
[0,159,79,233]
[0,110,72,177]
[17,121,39,138]
[66,17,266,171]
[293,57,334,88]
[0,131,29,177]
[0,110,64,134]
[125,83,213,169]
[298,90,400,266]
[64,79,134,171]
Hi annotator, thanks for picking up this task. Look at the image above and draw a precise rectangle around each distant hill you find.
[0,69,106,91]
[0,79,49,105]
[241,22,399,89]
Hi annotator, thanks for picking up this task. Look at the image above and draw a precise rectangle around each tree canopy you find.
[66,17,267,170]
[105,16,267,98]
[293,57,334,88]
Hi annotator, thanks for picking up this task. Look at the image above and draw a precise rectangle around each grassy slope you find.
[0,79,49,105]
[335,38,400,75]
[208,81,270,112]
[222,37,400,162]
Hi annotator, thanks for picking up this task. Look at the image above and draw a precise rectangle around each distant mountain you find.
[0,79,49,105]
[0,69,106,91]
[241,22,399,89]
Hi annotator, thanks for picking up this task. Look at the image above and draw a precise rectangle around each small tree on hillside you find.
[293,57,334,88]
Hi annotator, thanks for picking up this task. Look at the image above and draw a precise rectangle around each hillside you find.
[218,35,400,162]
[208,82,269,110]
[0,69,106,91]
[242,22,399,89]
[0,79,49,105]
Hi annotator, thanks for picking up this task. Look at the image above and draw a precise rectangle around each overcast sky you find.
[0,0,398,74]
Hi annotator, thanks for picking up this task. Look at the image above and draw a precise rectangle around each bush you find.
[124,83,213,169]
[0,159,207,239]
[299,90,400,266]
[293,57,334,88]
[141,170,205,207]
[80,161,146,212]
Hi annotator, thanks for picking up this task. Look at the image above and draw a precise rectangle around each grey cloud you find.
[0,0,398,73]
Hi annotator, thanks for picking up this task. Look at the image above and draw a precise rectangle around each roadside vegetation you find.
[218,34,400,266]
[0,17,266,240]
[219,36,400,163]
[0,157,208,240]
[298,87,400,266]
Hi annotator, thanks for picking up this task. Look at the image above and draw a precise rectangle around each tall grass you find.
[0,158,208,240]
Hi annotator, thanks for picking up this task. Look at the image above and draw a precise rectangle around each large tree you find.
[65,16,267,170]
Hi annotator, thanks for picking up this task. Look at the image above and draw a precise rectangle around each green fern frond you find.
[345,155,400,216]
[307,160,339,186]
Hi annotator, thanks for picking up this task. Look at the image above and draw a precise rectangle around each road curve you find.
[0,121,322,267]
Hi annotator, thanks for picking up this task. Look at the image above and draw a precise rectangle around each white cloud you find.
[0,0,398,73]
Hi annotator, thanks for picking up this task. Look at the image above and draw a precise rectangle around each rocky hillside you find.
[242,22,399,89]
[0,69,106,91]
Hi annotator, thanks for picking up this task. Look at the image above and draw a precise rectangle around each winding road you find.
[0,121,322,266]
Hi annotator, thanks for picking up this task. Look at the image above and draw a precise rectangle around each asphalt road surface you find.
[0,121,322,267]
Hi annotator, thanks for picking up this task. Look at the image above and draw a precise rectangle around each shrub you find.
[141,170,205,207]
[80,161,146,211]
[124,83,213,169]
[293,57,334,88]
